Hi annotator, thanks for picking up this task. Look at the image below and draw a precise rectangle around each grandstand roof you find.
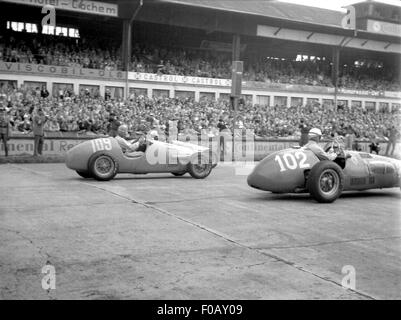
[159,0,344,28]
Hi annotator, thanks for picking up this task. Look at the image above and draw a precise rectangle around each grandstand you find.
[0,0,400,144]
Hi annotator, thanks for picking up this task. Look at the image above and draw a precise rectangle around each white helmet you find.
[149,130,159,139]
[308,128,322,137]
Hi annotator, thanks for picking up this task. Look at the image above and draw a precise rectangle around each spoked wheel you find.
[188,154,212,179]
[88,153,118,181]
[307,161,344,203]
[319,169,340,196]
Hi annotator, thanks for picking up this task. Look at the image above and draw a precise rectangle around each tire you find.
[172,172,186,176]
[307,161,344,203]
[187,154,212,179]
[76,171,92,179]
[88,153,118,181]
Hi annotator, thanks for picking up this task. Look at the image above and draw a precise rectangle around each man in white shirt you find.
[115,125,146,156]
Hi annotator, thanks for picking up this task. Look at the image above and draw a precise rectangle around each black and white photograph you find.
[0,0,400,304]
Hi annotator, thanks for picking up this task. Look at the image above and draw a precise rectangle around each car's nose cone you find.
[247,170,267,190]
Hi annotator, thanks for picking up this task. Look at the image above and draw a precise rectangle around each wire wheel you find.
[319,169,340,197]
[94,156,113,176]
[88,153,118,181]
[307,161,344,203]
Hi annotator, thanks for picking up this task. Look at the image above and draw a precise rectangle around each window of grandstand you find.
[274,96,287,107]
[351,101,362,109]
[129,88,148,97]
[306,98,319,106]
[24,81,46,92]
[296,54,326,62]
[200,92,216,101]
[7,21,37,33]
[242,95,253,103]
[365,101,376,112]
[42,25,80,38]
[175,91,195,99]
[392,103,401,112]
[290,97,303,107]
[323,99,334,107]
[0,80,17,91]
[379,102,390,113]
[105,87,124,99]
[79,85,100,97]
[256,95,270,106]
[219,93,230,101]
[153,89,169,98]
[52,83,74,98]
[337,100,348,108]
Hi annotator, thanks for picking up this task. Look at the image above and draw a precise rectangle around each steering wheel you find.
[325,139,345,158]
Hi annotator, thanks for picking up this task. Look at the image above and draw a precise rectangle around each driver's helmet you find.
[308,128,322,137]
[149,130,159,140]
[117,124,129,138]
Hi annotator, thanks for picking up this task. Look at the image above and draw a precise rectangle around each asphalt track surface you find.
[0,163,400,300]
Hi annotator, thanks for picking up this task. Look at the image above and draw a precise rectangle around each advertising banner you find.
[3,0,118,17]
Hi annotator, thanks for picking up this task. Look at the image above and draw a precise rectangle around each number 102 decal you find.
[274,151,310,172]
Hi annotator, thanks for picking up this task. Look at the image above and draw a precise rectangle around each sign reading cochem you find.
[3,0,118,17]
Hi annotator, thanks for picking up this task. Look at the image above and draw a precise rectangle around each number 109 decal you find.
[274,151,310,172]
[91,138,112,153]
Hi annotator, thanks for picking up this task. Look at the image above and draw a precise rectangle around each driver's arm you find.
[309,144,337,161]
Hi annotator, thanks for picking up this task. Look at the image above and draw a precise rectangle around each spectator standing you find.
[0,106,10,157]
[40,86,49,99]
[32,108,48,156]
[385,125,398,156]
[107,112,120,137]
[298,118,309,146]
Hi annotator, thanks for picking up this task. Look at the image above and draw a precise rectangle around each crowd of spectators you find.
[1,32,400,92]
[0,84,399,143]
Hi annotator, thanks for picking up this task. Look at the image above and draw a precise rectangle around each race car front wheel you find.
[307,161,344,203]
[188,154,212,179]
[88,153,118,181]
[76,171,92,179]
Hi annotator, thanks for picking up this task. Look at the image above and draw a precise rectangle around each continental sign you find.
[0,62,125,80]
[3,0,118,17]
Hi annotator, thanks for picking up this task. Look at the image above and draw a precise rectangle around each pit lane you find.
[0,163,400,299]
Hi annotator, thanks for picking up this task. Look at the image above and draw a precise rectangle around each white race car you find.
[66,136,218,181]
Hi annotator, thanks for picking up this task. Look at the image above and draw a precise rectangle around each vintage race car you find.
[247,139,401,203]
[66,136,217,181]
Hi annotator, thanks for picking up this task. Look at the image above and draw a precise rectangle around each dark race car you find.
[247,138,401,203]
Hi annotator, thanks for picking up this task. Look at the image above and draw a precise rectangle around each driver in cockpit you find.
[115,124,146,155]
[303,128,337,161]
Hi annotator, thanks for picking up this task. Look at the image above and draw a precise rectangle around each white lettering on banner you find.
[130,72,232,87]
[2,0,118,17]
[0,62,125,80]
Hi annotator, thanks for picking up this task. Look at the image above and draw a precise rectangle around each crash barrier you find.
[1,133,399,161]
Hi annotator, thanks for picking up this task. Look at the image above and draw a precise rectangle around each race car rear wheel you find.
[76,170,92,179]
[188,154,212,179]
[88,153,118,181]
[307,161,344,203]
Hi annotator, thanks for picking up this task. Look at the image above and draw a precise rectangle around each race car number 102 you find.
[275,151,310,172]
[91,138,112,153]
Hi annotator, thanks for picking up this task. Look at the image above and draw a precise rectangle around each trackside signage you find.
[2,0,118,17]
[0,62,125,80]
[1,137,398,159]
